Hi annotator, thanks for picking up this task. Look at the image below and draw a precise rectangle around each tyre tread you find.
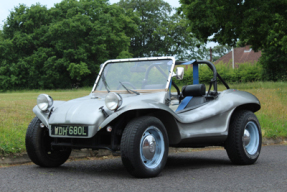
[121,116,168,178]
[25,117,71,167]
[225,110,261,165]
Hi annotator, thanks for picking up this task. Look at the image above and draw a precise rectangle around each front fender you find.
[33,101,66,127]
[98,100,177,130]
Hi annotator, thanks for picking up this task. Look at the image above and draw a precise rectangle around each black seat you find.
[181,84,206,109]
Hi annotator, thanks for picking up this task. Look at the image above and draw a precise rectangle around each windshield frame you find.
[92,57,176,93]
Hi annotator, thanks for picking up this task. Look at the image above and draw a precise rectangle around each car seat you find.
[176,84,206,111]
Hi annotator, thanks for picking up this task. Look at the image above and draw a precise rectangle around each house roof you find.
[215,45,261,66]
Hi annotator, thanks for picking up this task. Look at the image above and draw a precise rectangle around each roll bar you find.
[197,60,217,94]
[175,60,230,95]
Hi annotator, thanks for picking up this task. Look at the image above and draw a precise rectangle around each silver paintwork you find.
[33,100,65,128]
[99,89,259,142]
[32,57,260,146]
[98,91,169,130]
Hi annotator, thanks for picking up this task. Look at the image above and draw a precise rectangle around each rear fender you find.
[226,103,261,134]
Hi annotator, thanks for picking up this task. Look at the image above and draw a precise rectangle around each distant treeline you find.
[0,0,208,91]
[1,0,286,91]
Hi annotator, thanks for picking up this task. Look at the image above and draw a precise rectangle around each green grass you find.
[225,82,287,138]
[0,82,287,155]
[0,88,92,155]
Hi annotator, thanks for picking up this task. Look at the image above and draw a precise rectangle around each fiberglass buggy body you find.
[26,57,262,178]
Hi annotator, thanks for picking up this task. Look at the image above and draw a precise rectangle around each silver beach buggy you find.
[26,57,262,178]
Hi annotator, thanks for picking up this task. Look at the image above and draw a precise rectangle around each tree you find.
[118,0,205,60]
[0,30,3,41]
[119,0,172,57]
[179,0,287,80]
[0,3,52,90]
[0,0,138,90]
[46,0,138,87]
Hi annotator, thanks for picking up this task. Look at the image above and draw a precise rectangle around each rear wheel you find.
[121,116,169,178]
[225,110,262,165]
[25,117,71,167]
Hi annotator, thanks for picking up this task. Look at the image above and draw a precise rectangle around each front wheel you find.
[121,116,169,178]
[225,110,262,165]
[25,117,71,167]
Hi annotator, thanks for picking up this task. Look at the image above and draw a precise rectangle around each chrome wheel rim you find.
[140,126,164,169]
[243,121,259,155]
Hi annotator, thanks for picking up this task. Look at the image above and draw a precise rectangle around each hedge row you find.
[173,61,263,85]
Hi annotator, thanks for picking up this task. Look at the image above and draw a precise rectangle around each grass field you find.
[0,82,286,155]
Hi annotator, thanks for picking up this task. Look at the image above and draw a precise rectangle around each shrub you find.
[174,61,264,85]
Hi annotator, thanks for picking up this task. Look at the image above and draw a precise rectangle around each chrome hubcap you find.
[142,135,156,160]
[243,129,251,146]
[243,121,260,155]
[140,126,165,169]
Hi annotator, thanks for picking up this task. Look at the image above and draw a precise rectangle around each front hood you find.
[48,95,106,125]
[48,91,167,126]
[38,91,168,138]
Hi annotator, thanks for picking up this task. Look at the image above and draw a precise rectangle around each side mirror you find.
[175,67,184,80]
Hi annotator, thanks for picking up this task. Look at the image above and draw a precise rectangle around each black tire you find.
[121,116,169,178]
[25,117,71,167]
[225,110,262,165]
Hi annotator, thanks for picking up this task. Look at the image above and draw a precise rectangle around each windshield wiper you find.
[101,73,110,93]
[119,81,140,95]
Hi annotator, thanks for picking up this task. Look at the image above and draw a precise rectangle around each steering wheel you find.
[116,81,137,90]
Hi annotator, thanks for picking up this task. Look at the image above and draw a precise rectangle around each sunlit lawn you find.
[226,82,287,138]
[0,88,91,155]
[0,82,286,155]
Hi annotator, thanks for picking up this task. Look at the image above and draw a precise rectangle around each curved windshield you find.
[95,59,173,92]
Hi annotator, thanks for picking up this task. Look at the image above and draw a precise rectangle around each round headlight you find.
[37,94,53,111]
[105,92,122,111]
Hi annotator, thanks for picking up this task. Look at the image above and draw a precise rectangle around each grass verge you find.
[0,82,286,155]
[0,88,91,155]
[228,82,287,138]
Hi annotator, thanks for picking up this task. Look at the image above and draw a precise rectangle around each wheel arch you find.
[233,103,261,113]
[105,109,181,146]
[227,103,261,133]
[225,108,262,164]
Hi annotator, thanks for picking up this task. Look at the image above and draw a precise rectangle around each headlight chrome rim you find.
[105,92,122,111]
[37,94,53,111]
